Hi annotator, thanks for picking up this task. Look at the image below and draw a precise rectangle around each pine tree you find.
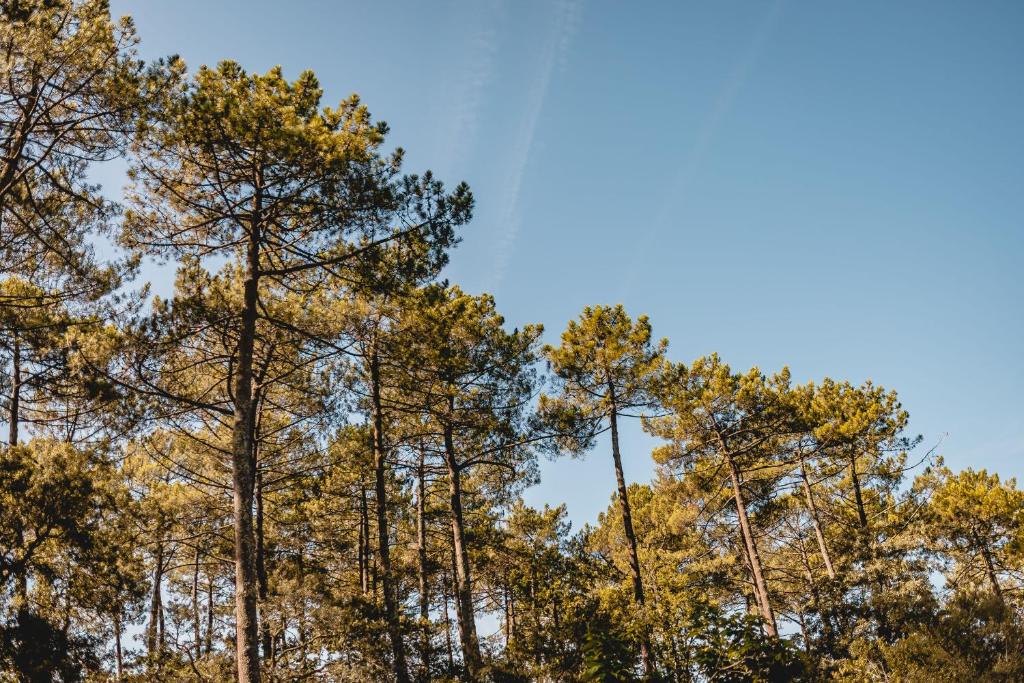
[121,62,470,681]
[542,304,666,675]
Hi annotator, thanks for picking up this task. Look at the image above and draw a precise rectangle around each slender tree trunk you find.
[416,449,432,679]
[443,423,482,680]
[372,536,379,595]
[369,343,411,683]
[508,585,516,641]
[298,551,309,663]
[206,572,214,655]
[359,485,370,595]
[9,332,27,603]
[256,471,273,663]
[147,541,164,661]
[9,331,19,447]
[441,570,456,676]
[796,610,810,654]
[726,455,777,637]
[504,587,511,646]
[357,486,366,590]
[848,452,893,639]
[977,535,1005,605]
[608,397,654,674]
[850,455,869,530]
[230,209,262,683]
[114,613,124,681]
[799,533,834,651]
[192,547,202,660]
[800,458,836,579]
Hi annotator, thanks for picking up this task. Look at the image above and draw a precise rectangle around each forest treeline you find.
[2,2,1022,682]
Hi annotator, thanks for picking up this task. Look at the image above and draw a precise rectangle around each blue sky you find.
[108,0,1024,529]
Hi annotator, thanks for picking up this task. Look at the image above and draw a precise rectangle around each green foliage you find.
[581,616,636,683]
[684,603,806,683]
[836,592,1024,682]
[2,5,1022,682]
[919,465,1024,598]
[0,441,142,678]
[541,304,667,453]
[0,608,99,683]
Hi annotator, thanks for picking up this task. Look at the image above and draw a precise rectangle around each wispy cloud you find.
[435,2,503,176]
[619,0,787,299]
[488,0,584,293]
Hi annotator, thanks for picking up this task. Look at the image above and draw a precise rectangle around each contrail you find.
[437,0,503,176]
[489,0,584,294]
[618,0,787,300]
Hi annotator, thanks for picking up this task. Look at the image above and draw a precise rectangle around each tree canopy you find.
[0,3,1019,682]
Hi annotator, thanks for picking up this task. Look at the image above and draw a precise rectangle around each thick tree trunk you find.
[443,423,482,679]
[369,344,411,683]
[800,459,836,579]
[416,449,432,679]
[608,399,654,674]
[230,217,262,683]
[726,455,777,637]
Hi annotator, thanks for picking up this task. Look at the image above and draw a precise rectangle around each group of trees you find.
[2,2,1023,681]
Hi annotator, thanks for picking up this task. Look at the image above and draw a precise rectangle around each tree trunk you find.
[848,452,893,639]
[147,541,164,661]
[608,398,654,674]
[9,331,19,447]
[359,485,370,595]
[850,454,869,530]
[369,343,411,683]
[9,332,27,603]
[192,547,202,661]
[443,423,482,679]
[114,613,124,681]
[206,572,214,655]
[230,211,262,683]
[800,458,836,579]
[978,535,1005,605]
[416,449,432,679]
[799,533,834,651]
[298,551,309,663]
[508,585,516,642]
[0,87,36,211]
[256,470,273,663]
[726,455,777,637]
[441,570,456,676]
[504,587,511,646]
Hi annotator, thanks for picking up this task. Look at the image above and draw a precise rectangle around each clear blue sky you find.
[108,0,1024,529]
